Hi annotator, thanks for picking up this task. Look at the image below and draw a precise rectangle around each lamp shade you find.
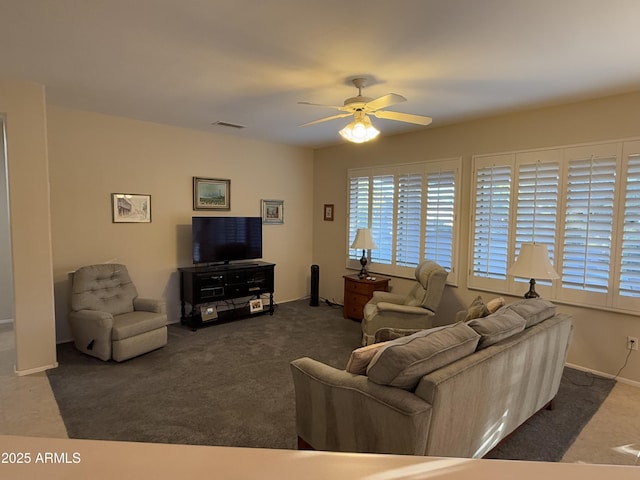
[351,228,377,250]
[339,113,380,144]
[507,243,559,280]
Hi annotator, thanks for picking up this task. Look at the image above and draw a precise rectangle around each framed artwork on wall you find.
[111,193,152,223]
[193,177,231,210]
[261,199,284,224]
[324,204,334,221]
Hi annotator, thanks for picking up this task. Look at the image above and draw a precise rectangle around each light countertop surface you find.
[0,434,637,479]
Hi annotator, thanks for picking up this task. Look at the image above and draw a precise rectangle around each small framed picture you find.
[324,204,334,221]
[261,199,284,224]
[249,298,263,313]
[200,304,218,322]
[111,193,152,223]
[193,177,231,210]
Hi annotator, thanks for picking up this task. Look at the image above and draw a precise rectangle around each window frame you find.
[346,158,461,285]
[470,139,640,315]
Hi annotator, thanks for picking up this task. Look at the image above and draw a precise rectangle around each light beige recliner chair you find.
[361,260,447,345]
[69,263,167,361]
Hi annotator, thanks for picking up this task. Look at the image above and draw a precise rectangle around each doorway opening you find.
[0,115,15,374]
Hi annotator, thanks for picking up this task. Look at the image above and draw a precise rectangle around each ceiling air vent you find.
[212,121,246,129]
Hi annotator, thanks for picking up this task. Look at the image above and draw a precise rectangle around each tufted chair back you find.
[71,264,138,316]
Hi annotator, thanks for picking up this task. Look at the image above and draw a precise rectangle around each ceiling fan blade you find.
[298,101,344,109]
[298,101,354,114]
[373,110,433,126]
[364,93,407,112]
[299,113,352,127]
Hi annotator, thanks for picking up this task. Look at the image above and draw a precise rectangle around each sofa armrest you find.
[68,310,114,361]
[376,302,434,316]
[134,297,166,314]
[290,357,432,455]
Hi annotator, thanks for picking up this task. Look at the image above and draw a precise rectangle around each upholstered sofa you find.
[290,298,572,458]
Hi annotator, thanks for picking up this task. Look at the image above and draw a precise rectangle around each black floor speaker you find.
[310,264,319,306]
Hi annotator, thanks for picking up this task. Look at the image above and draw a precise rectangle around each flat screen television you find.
[192,216,262,265]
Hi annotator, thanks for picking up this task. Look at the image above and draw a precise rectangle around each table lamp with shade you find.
[351,228,377,278]
[507,243,559,298]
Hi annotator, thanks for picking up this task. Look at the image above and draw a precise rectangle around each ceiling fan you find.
[299,77,432,143]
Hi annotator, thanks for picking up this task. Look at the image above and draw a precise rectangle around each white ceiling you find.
[2,0,640,148]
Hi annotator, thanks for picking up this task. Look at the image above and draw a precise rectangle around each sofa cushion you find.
[345,341,392,375]
[467,309,527,349]
[366,322,480,390]
[501,298,556,328]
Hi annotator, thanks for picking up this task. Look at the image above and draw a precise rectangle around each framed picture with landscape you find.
[193,177,231,210]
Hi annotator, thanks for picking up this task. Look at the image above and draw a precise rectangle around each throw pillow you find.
[501,298,556,328]
[467,309,527,349]
[465,295,489,321]
[345,341,392,375]
[486,296,506,314]
[366,322,480,390]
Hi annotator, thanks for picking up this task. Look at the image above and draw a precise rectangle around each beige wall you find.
[47,106,314,342]
[5,75,640,384]
[0,78,57,374]
[313,91,640,385]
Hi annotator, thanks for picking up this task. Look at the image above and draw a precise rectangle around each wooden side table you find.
[343,274,390,321]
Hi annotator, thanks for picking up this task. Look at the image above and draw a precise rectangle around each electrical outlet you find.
[627,336,639,351]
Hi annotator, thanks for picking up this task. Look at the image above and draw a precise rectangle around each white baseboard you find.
[566,362,640,388]
[15,362,59,376]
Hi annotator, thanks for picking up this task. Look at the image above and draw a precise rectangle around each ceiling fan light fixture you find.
[339,113,380,144]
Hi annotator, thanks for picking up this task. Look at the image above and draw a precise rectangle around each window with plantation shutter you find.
[370,175,395,265]
[616,142,640,308]
[348,176,369,260]
[471,159,511,286]
[425,170,455,271]
[561,154,616,295]
[396,172,422,267]
[346,159,460,282]
[619,155,640,297]
[472,141,640,314]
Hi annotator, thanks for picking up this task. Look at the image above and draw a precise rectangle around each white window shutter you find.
[619,155,640,297]
[348,176,369,260]
[512,158,560,293]
[425,170,456,271]
[396,172,422,267]
[370,175,395,265]
[561,154,616,297]
[472,162,511,282]
[617,145,640,307]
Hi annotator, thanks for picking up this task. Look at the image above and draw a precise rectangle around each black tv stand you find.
[201,261,261,270]
[178,261,275,330]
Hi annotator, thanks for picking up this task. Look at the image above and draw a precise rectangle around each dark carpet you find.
[47,300,615,460]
